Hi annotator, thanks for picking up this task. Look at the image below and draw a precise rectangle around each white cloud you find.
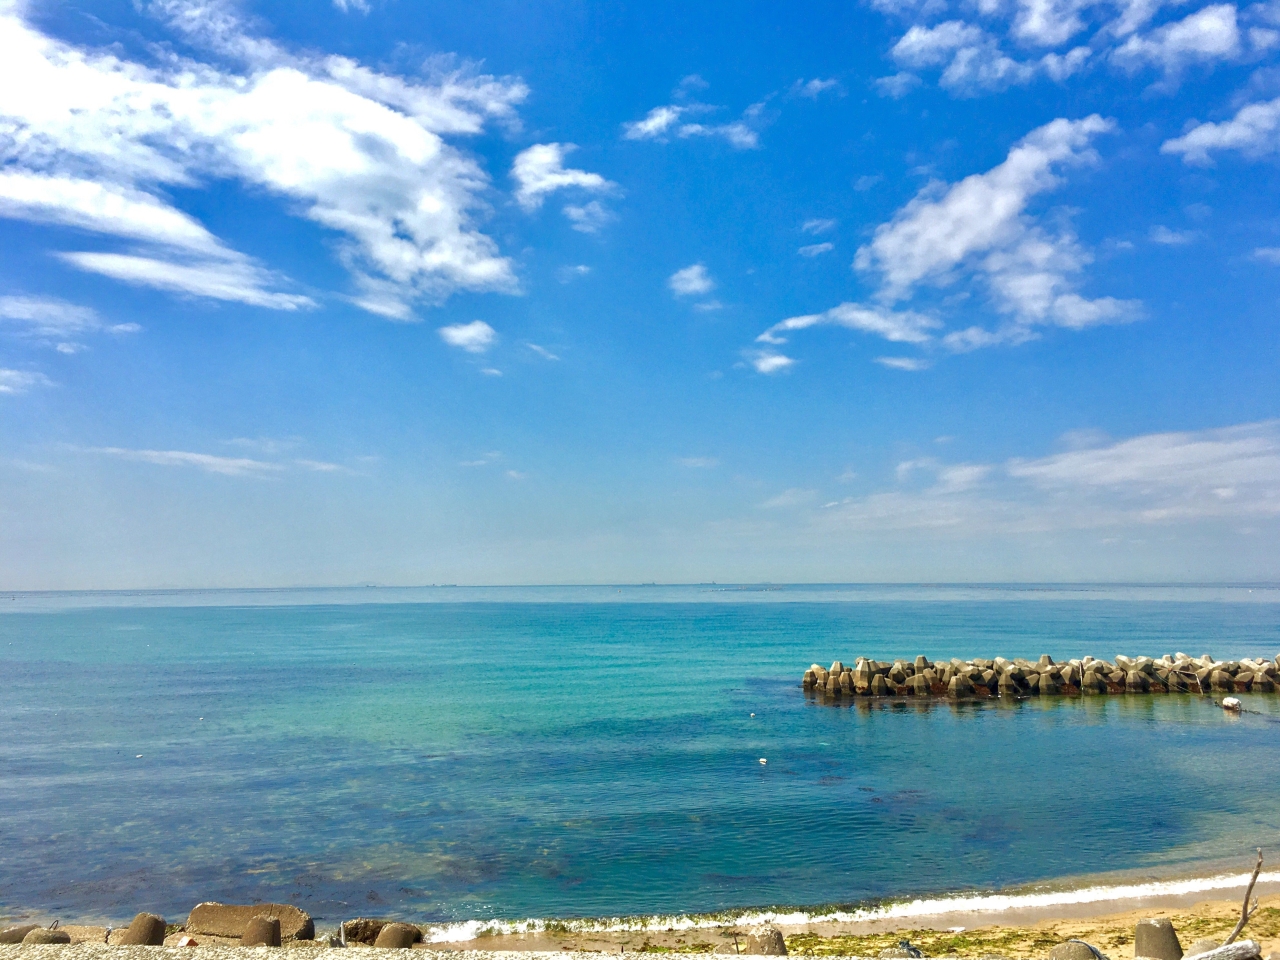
[758,302,941,346]
[556,264,591,282]
[1254,246,1280,263]
[563,200,615,234]
[294,458,348,472]
[748,350,796,374]
[890,21,1090,94]
[332,0,369,11]
[1111,4,1249,79]
[668,263,715,296]
[677,120,760,148]
[57,253,314,309]
[0,295,96,336]
[481,367,502,376]
[0,1,528,318]
[1150,225,1196,244]
[510,143,615,212]
[0,368,53,395]
[759,488,818,509]
[856,116,1138,335]
[623,105,686,140]
[90,446,283,476]
[460,451,501,467]
[793,78,840,98]
[876,356,932,370]
[438,319,497,353]
[892,21,988,66]
[1162,95,1280,164]
[812,420,1280,536]
[802,218,837,234]
[1007,421,1280,518]
[875,72,924,97]
[0,293,140,350]
[749,117,1136,370]
[798,242,835,257]
[526,342,560,361]
[622,96,762,149]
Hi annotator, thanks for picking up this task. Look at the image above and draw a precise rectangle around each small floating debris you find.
[1223,697,1242,712]
[758,758,767,765]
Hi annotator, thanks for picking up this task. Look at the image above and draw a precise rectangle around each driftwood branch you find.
[1185,940,1263,960]
[1224,849,1264,946]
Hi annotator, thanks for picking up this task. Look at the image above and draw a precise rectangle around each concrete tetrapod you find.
[116,913,167,946]
[743,925,787,956]
[372,923,422,949]
[0,926,39,945]
[1136,918,1184,960]
[240,917,282,947]
[1048,943,1105,960]
[22,928,71,945]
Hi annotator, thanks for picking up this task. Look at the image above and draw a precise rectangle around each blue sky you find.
[1,0,1279,588]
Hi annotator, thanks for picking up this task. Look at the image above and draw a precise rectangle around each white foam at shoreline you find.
[422,870,1280,943]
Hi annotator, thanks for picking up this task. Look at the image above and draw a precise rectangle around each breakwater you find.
[802,653,1280,698]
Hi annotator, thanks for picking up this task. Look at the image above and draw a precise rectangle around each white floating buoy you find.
[1223,697,1242,712]
[750,713,755,717]
[136,754,143,758]
[759,758,767,765]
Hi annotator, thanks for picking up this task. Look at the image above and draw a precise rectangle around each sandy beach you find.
[7,888,1280,958]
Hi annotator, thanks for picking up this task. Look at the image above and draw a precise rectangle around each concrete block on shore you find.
[240,917,281,947]
[372,923,422,949]
[339,919,392,945]
[743,924,787,956]
[1135,918,1183,960]
[22,928,71,945]
[803,651,1280,700]
[1048,941,1104,960]
[0,926,39,945]
[116,913,166,946]
[186,903,314,942]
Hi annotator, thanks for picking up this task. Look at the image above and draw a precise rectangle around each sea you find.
[3,583,1280,938]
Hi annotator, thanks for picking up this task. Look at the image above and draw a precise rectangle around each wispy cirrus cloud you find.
[85,443,362,477]
[0,368,54,395]
[89,447,284,476]
[809,420,1280,535]
[0,294,140,352]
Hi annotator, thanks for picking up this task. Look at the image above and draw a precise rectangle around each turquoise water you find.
[2,585,1280,930]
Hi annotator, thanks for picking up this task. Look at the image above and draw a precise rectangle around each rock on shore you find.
[802,653,1280,699]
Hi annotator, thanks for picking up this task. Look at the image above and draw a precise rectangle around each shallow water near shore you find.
[2,585,1280,932]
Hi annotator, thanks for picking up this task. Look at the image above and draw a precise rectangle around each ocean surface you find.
[3,584,1280,935]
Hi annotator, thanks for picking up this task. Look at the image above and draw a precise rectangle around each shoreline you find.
[7,863,1280,956]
